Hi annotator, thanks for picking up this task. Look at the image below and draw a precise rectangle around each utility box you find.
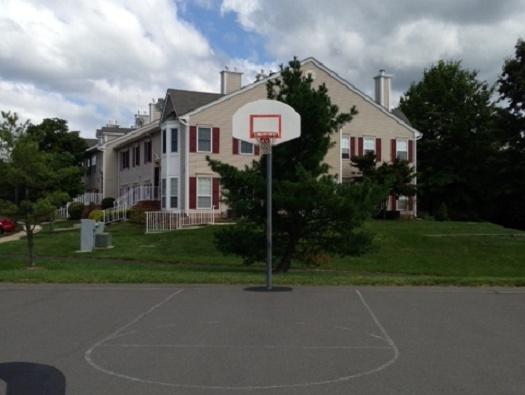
[80,219,111,251]
[80,219,96,252]
[95,233,112,248]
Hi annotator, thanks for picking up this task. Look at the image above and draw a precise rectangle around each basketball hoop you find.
[254,131,278,155]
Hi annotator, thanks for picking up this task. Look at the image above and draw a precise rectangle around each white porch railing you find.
[73,193,104,205]
[114,186,159,209]
[103,203,128,224]
[54,193,104,219]
[145,209,216,233]
[55,206,69,220]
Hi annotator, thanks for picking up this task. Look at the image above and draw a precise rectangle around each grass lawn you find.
[1,219,524,286]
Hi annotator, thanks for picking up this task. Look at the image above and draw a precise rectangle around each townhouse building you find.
[84,57,421,218]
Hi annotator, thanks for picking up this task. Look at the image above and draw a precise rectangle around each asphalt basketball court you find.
[1,284,524,394]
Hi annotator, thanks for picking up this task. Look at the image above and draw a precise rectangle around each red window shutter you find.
[391,139,396,161]
[232,138,239,154]
[350,137,356,158]
[255,143,260,156]
[212,127,220,153]
[189,126,197,153]
[358,137,363,156]
[376,138,382,161]
[408,140,414,163]
[212,178,220,209]
[390,195,397,210]
[189,177,196,209]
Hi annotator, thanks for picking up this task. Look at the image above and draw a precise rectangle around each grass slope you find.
[0,220,524,286]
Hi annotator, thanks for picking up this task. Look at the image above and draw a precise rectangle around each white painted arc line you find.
[84,288,399,390]
[84,289,184,372]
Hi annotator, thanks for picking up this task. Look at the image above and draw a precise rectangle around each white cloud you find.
[1,0,524,136]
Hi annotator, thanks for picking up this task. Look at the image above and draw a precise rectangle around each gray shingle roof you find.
[391,108,412,126]
[167,89,223,117]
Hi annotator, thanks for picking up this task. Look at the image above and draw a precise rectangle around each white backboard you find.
[232,100,301,146]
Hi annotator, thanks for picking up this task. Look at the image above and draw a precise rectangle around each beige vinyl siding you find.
[299,61,413,181]
[188,82,268,175]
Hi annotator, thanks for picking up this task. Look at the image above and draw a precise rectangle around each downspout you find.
[179,117,189,212]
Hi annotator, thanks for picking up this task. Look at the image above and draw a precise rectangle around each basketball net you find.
[254,132,278,155]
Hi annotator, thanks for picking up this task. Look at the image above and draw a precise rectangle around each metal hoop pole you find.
[266,145,273,290]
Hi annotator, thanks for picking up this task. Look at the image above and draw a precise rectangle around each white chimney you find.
[221,68,243,94]
[374,69,392,110]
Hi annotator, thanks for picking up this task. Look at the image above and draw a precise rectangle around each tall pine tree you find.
[208,58,387,272]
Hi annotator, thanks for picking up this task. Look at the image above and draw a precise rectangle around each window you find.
[240,140,254,155]
[170,177,178,208]
[197,177,212,208]
[132,145,140,167]
[171,128,178,153]
[161,178,166,209]
[91,155,97,174]
[162,129,167,154]
[198,127,211,152]
[396,140,408,161]
[341,137,350,159]
[397,196,408,211]
[144,140,152,163]
[364,137,375,155]
[121,150,130,169]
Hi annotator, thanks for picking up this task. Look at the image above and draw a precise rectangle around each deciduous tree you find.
[399,60,498,220]
[0,112,77,267]
[493,38,525,229]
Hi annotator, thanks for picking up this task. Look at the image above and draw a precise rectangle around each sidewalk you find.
[0,225,41,243]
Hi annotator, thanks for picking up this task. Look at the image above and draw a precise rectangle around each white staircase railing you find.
[114,186,159,209]
[145,209,216,233]
[103,203,128,224]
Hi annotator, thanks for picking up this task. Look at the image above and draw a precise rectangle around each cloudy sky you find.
[1,0,524,138]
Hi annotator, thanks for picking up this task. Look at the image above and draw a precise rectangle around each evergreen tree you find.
[208,58,387,273]
[351,152,416,215]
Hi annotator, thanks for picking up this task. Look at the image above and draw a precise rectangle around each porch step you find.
[133,200,161,211]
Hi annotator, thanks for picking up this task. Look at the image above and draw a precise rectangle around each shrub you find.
[435,203,448,222]
[128,208,146,224]
[88,209,103,222]
[83,202,98,219]
[101,197,116,210]
[68,202,84,220]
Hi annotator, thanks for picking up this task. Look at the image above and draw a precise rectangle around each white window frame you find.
[161,178,166,209]
[239,140,254,155]
[396,139,408,161]
[364,137,375,155]
[341,136,350,159]
[397,195,408,211]
[171,128,179,153]
[197,177,212,209]
[170,177,178,209]
[197,127,212,153]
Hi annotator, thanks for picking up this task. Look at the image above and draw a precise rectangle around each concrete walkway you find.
[0,225,41,243]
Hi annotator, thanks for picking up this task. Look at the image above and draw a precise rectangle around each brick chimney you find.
[220,67,243,94]
[374,69,392,110]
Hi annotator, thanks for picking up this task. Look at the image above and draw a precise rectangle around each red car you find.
[0,217,16,234]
